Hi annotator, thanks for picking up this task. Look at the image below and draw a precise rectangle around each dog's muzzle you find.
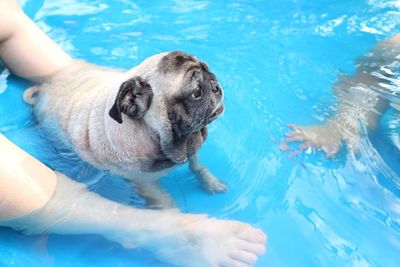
[207,104,224,124]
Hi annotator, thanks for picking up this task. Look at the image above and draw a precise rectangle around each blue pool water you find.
[1,0,400,266]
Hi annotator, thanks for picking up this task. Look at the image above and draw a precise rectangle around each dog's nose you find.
[210,79,222,95]
[212,85,220,94]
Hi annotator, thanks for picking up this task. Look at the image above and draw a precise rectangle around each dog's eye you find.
[191,88,203,100]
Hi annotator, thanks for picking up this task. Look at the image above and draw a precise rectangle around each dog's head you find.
[109,51,224,164]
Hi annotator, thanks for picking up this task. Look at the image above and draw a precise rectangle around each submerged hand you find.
[280,122,360,157]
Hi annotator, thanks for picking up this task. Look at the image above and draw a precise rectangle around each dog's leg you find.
[131,176,175,209]
[189,154,227,194]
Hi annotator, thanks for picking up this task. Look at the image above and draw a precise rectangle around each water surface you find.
[1,0,400,266]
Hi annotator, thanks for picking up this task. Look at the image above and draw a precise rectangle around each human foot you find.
[111,210,267,267]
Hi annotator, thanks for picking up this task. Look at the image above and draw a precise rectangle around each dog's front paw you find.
[134,182,177,210]
[196,168,227,194]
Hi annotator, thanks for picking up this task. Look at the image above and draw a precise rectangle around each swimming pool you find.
[1,0,400,266]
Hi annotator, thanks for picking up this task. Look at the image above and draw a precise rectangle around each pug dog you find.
[23,51,226,209]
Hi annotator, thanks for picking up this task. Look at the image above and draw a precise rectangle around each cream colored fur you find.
[25,55,226,208]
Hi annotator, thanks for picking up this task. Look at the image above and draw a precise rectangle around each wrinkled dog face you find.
[109,51,224,166]
[160,52,224,139]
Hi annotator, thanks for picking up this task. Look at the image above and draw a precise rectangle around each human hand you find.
[280,121,360,158]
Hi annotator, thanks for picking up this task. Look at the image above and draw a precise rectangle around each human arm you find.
[282,34,400,157]
[0,0,73,82]
[0,133,128,241]
[0,133,123,236]
[0,133,57,219]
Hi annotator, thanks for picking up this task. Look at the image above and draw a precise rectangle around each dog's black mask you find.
[160,51,224,163]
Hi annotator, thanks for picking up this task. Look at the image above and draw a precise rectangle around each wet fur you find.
[25,52,227,208]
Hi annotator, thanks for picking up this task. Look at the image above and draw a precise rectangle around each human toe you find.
[238,240,266,255]
[236,226,267,244]
[218,258,252,267]
[229,250,258,265]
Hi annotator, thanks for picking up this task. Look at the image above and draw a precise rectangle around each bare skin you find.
[0,133,57,218]
[0,1,267,266]
[282,34,400,157]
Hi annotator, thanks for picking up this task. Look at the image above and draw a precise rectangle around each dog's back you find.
[24,62,125,166]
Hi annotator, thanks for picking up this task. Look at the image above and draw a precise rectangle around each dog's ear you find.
[109,76,153,123]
